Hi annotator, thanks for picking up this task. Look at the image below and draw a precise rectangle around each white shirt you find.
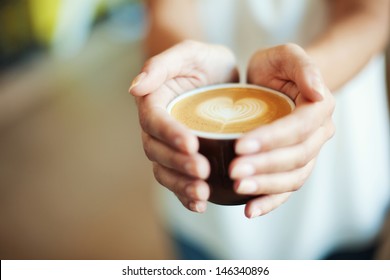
[156,0,390,259]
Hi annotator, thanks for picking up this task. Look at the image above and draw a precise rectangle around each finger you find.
[187,200,208,213]
[234,159,316,196]
[285,44,326,102]
[235,97,335,155]
[230,120,334,178]
[129,45,190,96]
[138,100,199,154]
[175,194,208,213]
[153,163,210,213]
[248,43,326,102]
[130,41,238,96]
[245,192,292,218]
[129,41,209,96]
[142,132,210,179]
[129,72,148,96]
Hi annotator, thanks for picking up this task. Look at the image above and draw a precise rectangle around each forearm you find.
[306,0,390,91]
[144,0,202,57]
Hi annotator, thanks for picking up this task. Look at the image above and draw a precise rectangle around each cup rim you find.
[167,83,295,140]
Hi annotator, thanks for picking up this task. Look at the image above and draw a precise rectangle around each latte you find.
[167,84,294,205]
[169,86,293,136]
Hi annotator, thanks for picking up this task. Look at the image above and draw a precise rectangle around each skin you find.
[130,0,390,218]
[131,41,239,212]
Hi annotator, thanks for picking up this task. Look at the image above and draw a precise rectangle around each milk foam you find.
[196,97,266,124]
[168,84,294,136]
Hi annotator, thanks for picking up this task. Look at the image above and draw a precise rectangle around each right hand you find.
[130,40,238,213]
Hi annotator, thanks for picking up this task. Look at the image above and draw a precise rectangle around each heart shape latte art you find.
[196,97,266,124]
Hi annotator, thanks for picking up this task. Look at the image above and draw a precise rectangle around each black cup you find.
[198,136,254,205]
[167,83,295,205]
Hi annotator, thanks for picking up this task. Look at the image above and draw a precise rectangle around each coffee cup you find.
[167,83,295,205]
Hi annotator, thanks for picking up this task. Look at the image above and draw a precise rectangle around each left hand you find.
[230,43,335,218]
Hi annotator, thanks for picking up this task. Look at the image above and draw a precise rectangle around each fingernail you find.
[231,163,255,179]
[236,179,257,194]
[250,208,262,219]
[236,139,261,155]
[189,201,206,213]
[196,201,207,213]
[129,72,146,93]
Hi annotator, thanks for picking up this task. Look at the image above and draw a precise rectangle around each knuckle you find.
[295,163,313,190]
[164,126,178,144]
[292,176,305,192]
[263,154,276,170]
[280,42,302,54]
[296,144,310,168]
[289,167,309,192]
[153,163,186,197]
[288,114,311,142]
[181,39,198,47]
[258,130,274,151]
[329,121,336,138]
[166,149,174,164]
[292,181,304,192]
[322,120,335,141]
[143,56,158,70]
[273,193,291,207]
[176,194,192,211]
[327,95,336,116]
[167,150,180,168]
[326,121,336,140]
[176,40,203,55]
[142,134,154,161]
[172,176,186,197]
[138,108,152,133]
[145,112,167,140]
[298,121,311,140]
[152,163,164,185]
[330,94,336,109]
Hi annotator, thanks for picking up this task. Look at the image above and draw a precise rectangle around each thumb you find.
[283,44,326,102]
[129,71,148,96]
[247,44,326,102]
[129,40,201,97]
[286,44,326,102]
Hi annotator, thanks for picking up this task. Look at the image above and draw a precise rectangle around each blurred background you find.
[1,0,390,260]
[0,0,173,259]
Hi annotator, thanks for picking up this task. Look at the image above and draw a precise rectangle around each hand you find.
[230,43,335,218]
[130,40,238,213]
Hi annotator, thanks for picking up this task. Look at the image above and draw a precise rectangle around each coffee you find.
[168,84,294,205]
[170,87,292,135]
